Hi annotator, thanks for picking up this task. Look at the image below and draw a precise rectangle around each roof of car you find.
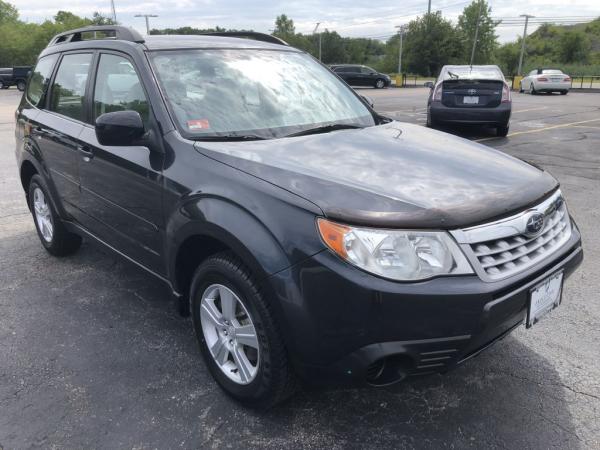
[142,34,296,51]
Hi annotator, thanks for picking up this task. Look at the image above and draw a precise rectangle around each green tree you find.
[495,41,520,75]
[0,0,18,24]
[457,0,499,64]
[558,31,591,63]
[397,13,463,76]
[274,14,295,36]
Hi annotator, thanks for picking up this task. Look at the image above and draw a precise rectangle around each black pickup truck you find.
[0,66,31,91]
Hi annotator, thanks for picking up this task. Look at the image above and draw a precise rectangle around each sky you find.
[10,0,600,44]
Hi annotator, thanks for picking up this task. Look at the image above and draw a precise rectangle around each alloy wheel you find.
[200,284,260,385]
[33,187,54,242]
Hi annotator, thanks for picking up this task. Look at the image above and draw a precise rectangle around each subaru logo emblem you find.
[525,212,545,236]
[468,89,477,95]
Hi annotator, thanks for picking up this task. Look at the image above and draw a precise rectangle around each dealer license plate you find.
[463,96,479,104]
[527,271,563,328]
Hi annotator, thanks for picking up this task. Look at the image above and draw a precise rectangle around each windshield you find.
[442,66,504,81]
[541,69,564,74]
[149,49,376,139]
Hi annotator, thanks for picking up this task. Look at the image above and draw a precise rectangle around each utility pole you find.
[469,0,483,66]
[313,23,322,60]
[427,0,431,15]
[395,25,406,75]
[110,0,117,22]
[135,14,158,35]
[517,14,534,75]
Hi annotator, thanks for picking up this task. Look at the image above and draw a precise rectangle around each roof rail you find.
[201,31,288,46]
[47,26,145,47]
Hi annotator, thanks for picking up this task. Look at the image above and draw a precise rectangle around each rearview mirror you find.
[424,81,434,89]
[95,111,145,146]
[360,95,374,108]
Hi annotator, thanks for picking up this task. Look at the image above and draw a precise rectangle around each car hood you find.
[194,122,558,228]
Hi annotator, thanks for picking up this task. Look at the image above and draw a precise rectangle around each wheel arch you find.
[167,196,295,316]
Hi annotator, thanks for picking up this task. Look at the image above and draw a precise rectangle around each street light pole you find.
[517,14,534,75]
[134,14,158,35]
[469,0,483,66]
[395,25,406,75]
[313,22,322,60]
[110,0,117,22]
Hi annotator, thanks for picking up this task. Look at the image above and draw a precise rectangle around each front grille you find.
[451,191,572,281]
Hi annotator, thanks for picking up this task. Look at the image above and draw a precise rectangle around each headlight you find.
[317,218,473,281]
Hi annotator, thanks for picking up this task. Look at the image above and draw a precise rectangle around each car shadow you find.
[0,230,583,449]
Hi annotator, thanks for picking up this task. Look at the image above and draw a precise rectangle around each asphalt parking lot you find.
[1,87,599,449]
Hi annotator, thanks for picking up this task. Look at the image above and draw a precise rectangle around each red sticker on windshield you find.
[187,119,210,130]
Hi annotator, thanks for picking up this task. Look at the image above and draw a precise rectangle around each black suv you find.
[331,64,391,88]
[0,66,32,91]
[15,26,582,407]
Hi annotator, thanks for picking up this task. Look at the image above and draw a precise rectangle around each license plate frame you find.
[527,270,564,328]
[463,96,479,104]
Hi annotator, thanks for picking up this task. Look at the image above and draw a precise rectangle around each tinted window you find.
[442,66,504,80]
[93,54,149,124]
[335,67,352,73]
[50,53,92,121]
[27,54,58,106]
[542,69,564,74]
[361,67,375,74]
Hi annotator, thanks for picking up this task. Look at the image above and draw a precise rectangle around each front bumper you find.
[269,223,582,386]
[430,101,511,126]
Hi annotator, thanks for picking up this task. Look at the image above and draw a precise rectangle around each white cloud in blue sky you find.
[10,0,600,43]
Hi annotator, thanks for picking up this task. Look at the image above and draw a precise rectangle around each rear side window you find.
[93,53,149,124]
[26,54,58,107]
[49,53,93,121]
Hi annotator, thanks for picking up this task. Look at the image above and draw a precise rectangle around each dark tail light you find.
[564,76,571,82]
[433,83,442,102]
[501,83,511,103]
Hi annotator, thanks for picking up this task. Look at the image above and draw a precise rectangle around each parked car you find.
[16,26,583,408]
[330,64,391,88]
[520,68,571,95]
[425,65,511,136]
[0,66,31,90]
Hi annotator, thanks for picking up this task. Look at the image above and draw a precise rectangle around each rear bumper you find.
[430,101,511,125]
[269,223,582,387]
[536,82,570,91]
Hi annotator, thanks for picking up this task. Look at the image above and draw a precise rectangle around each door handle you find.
[78,145,94,161]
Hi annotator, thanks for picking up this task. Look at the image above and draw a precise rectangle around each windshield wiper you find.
[193,134,268,142]
[447,71,460,79]
[284,123,364,138]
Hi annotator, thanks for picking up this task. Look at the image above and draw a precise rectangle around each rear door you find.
[34,52,93,219]
[77,51,165,274]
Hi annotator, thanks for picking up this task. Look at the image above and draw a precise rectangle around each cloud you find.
[10,0,600,43]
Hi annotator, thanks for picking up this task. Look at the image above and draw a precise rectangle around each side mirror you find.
[95,110,145,146]
[424,81,434,89]
[360,95,374,108]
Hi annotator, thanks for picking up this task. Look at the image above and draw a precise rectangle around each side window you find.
[93,54,149,124]
[26,54,59,107]
[50,53,93,121]
[361,67,374,74]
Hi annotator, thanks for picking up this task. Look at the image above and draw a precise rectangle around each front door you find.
[77,52,165,274]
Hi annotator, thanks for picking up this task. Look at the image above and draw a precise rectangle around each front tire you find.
[190,252,295,408]
[374,78,385,89]
[561,90,568,95]
[28,175,81,256]
[519,82,524,93]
